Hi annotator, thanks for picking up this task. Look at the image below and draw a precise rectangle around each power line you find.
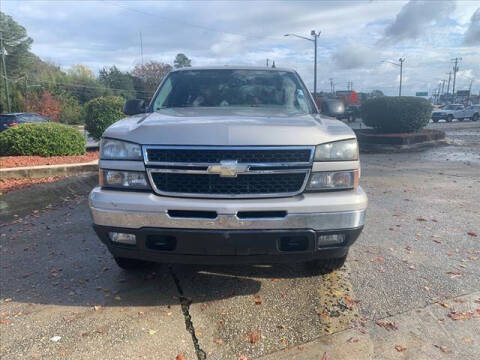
[101,0,260,40]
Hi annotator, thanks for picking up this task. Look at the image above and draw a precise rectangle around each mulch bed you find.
[0,176,68,194]
[0,150,98,169]
[354,129,445,145]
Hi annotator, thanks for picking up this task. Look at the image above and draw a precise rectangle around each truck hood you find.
[103,107,356,146]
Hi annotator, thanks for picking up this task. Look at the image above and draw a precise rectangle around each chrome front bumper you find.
[89,186,367,231]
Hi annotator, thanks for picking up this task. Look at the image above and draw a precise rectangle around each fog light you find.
[109,232,136,245]
[318,233,345,247]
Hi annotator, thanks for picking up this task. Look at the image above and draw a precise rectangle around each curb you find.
[0,161,98,179]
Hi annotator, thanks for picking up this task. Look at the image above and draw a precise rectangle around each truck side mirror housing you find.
[123,99,146,115]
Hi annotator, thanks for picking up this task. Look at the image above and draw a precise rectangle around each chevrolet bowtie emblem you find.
[207,160,250,177]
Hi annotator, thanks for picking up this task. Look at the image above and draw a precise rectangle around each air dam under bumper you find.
[89,187,367,264]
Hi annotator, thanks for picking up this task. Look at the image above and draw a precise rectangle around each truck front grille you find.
[146,148,312,164]
[143,146,314,198]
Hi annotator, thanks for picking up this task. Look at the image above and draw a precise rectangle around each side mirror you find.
[123,99,146,115]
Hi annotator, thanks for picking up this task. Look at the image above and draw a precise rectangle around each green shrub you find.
[0,123,86,157]
[84,96,124,140]
[361,96,433,133]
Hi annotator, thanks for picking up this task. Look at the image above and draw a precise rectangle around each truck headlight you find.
[307,170,358,191]
[100,170,150,190]
[100,139,142,160]
[314,139,358,161]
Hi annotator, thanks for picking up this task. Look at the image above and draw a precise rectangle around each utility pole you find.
[398,58,405,96]
[284,30,321,96]
[446,71,452,95]
[139,31,144,65]
[329,78,334,94]
[1,31,11,112]
[451,57,462,95]
[441,79,446,96]
[266,59,269,67]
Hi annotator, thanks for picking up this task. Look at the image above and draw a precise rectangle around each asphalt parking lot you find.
[1,122,479,360]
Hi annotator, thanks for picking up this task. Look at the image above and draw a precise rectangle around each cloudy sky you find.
[2,0,479,95]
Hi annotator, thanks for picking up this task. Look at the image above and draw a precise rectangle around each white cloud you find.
[464,8,480,45]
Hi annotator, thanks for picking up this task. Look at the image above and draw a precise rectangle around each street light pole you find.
[398,58,405,96]
[284,30,321,96]
[382,58,405,96]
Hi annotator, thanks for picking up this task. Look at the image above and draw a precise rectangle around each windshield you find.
[152,69,315,114]
[444,105,460,110]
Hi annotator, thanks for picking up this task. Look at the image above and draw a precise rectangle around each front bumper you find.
[89,187,367,264]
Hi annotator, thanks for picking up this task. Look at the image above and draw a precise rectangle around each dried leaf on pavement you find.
[434,344,451,353]
[253,295,263,305]
[467,232,477,237]
[176,355,185,360]
[248,331,260,344]
[375,320,398,331]
[395,345,407,352]
[322,352,329,360]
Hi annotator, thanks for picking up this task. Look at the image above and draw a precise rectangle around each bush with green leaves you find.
[84,96,125,140]
[0,123,86,156]
[361,96,433,133]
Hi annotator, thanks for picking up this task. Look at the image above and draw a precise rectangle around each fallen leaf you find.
[254,295,263,305]
[93,306,101,311]
[448,310,473,320]
[322,352,329,360]
[215,338,223,345]
[409,265,416,270]
[395,345,407,352]
[467,232,477,237]
[347,337,360,343]
[416,217,427,222]
[248,331,260,344]
[439,302,449,308]
[462,337,473,344]
[238,356,248,360]
[373,256,384,263]
[148,329,157,335]
[434,344,451,353]
[375,320,398,331]
[176,355,185,360]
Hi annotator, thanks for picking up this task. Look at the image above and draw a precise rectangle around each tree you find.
[25,90,61,121]
[0,12,35,77]
[99,65,135,99]
[174,53,191,69]
[64,64,111,104]
[131,61,172,100]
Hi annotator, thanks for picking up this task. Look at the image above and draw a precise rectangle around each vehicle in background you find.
[431,104,472,123]
[465,105,479,121]
[0,112,49,132]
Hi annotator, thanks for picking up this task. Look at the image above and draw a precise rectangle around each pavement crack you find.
[169,266,207,360]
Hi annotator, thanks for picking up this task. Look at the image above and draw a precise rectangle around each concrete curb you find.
[0,160,98,179]
[0,172,97,223]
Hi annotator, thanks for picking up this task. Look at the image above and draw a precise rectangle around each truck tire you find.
[473,113,479,122]
[458,118,464,122]
[305,254,347,275]
[432,118,439,123]
[447,115,453,123]
[114,257,152,270]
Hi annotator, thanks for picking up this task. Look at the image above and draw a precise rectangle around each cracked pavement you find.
[1,121,479,359]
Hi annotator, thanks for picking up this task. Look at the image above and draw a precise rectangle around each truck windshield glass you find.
[152,69,314,114]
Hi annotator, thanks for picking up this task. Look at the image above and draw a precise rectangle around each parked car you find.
[465,105,480,121]
[0,112,49,132]
[89,66,367,273]
[431,104,475,122]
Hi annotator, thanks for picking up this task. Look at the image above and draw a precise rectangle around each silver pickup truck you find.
[89,66,367,273]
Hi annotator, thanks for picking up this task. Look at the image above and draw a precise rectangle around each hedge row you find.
[361,96,433,133]
[0,123,86,157]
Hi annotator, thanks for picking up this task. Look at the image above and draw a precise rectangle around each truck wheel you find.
[458,118,464,122]
[432,119,439,123]
[473,113,479,122]
[305,255,347,275]
[114,257,152,270]
[447,115,453,123]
